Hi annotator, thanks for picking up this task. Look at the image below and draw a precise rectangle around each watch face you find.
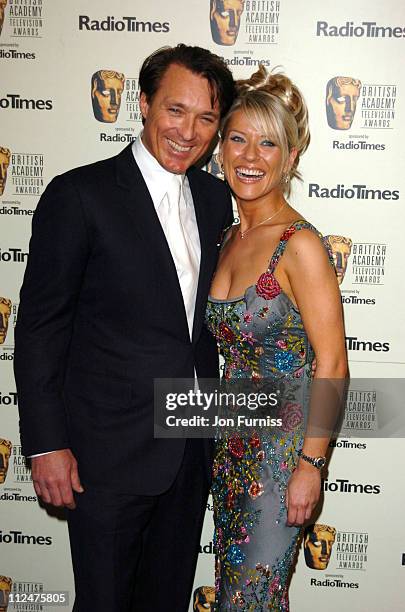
[315,457,326,469]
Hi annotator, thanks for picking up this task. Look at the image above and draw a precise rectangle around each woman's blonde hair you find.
[220,65,310,195]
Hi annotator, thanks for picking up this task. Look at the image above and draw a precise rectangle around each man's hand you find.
[31,449,84,509]
[285,462,321,526]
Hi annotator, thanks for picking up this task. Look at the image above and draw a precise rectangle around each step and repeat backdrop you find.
[1,0,404,610]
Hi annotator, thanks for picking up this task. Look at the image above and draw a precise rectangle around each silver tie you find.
[164,174,199,338]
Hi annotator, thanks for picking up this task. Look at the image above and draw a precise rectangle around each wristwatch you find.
[298,450,326,469]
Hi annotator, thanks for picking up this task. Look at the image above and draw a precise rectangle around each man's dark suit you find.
[14,143,233,610]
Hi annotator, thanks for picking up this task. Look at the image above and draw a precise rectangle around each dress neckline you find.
[208,219,310,304]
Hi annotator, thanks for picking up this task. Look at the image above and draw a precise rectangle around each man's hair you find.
[139,44,236,119]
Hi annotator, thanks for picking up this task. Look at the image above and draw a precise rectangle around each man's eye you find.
[169,107,181,114]
[201,116,215,124]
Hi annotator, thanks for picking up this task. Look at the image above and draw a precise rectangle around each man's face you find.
[304,528,335,570]
[0,0,7,36]
[326,237,352,285]
[327,80,360,130]
[0,576,12,612]
[0,301,11,344]
[0,150,10,196]
[140,64,220,174]
[210,0,244,46]
[0,440,11,484]
[193,586,216,611]
[92,74,124,123]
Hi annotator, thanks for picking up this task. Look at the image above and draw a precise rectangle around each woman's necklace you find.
[239,201,286,239]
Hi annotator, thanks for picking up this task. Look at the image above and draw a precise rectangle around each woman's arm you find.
[280,228,348,525]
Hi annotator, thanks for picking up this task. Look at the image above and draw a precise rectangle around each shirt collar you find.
[132,133,186,209]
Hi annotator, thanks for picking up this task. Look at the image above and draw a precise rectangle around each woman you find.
[205,66,347,610]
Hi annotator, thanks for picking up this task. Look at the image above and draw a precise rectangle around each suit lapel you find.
[115,145,190,341]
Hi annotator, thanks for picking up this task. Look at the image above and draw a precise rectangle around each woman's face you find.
[221,109,287,203]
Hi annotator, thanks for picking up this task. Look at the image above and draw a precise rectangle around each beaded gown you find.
[205,220,333,611]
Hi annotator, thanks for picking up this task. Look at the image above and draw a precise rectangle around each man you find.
[210,0,245,46]
[91,69,126,123]
[15,45,235,612]
[304,523,336,570]
[325,76,361,130]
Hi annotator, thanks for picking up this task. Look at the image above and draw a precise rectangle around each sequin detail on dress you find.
[206,220,335,611]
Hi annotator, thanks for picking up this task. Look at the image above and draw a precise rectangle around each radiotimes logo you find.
[0,49,36,60]
[0,149,45,210]
[0,248,28,263]
[199,540,214,554]
[322,478,381,494]
[79,15,170,33]
[0,0,44,38]
[310,576,359,589]
[343,389,377,432]
[329,439,367,450]
[0,530,52,545]
[346,336,389,352]
[317,21,405,38]
[0,391,17,406]
[308,183,399,201]
[0,94,52,111]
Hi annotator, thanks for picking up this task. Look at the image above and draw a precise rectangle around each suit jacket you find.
[14,144,233,494]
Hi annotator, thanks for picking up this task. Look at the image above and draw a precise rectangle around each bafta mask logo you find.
[324,235,352,285]
[0,148,11,196]
[193,586,217,611]
[91,70,125,123]
[304,523,336,570]
[0,576,12,612]
[210,0,244,46]
[206,152,224,181]
[0,298,12,345]
[0,439,12,485]
[326,77,361,130]
[0,0,7,37]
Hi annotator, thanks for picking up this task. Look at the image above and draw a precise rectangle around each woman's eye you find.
[229,135,244,143]
[261,140,275,147]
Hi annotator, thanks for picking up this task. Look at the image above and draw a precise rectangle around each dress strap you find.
[267,219,334,273]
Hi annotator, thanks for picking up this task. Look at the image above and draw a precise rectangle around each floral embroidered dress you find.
[205,220,333,611]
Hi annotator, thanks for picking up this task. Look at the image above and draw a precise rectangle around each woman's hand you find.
[285,463,321,526]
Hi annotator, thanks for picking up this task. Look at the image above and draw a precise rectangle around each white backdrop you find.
[0,1,404,610]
